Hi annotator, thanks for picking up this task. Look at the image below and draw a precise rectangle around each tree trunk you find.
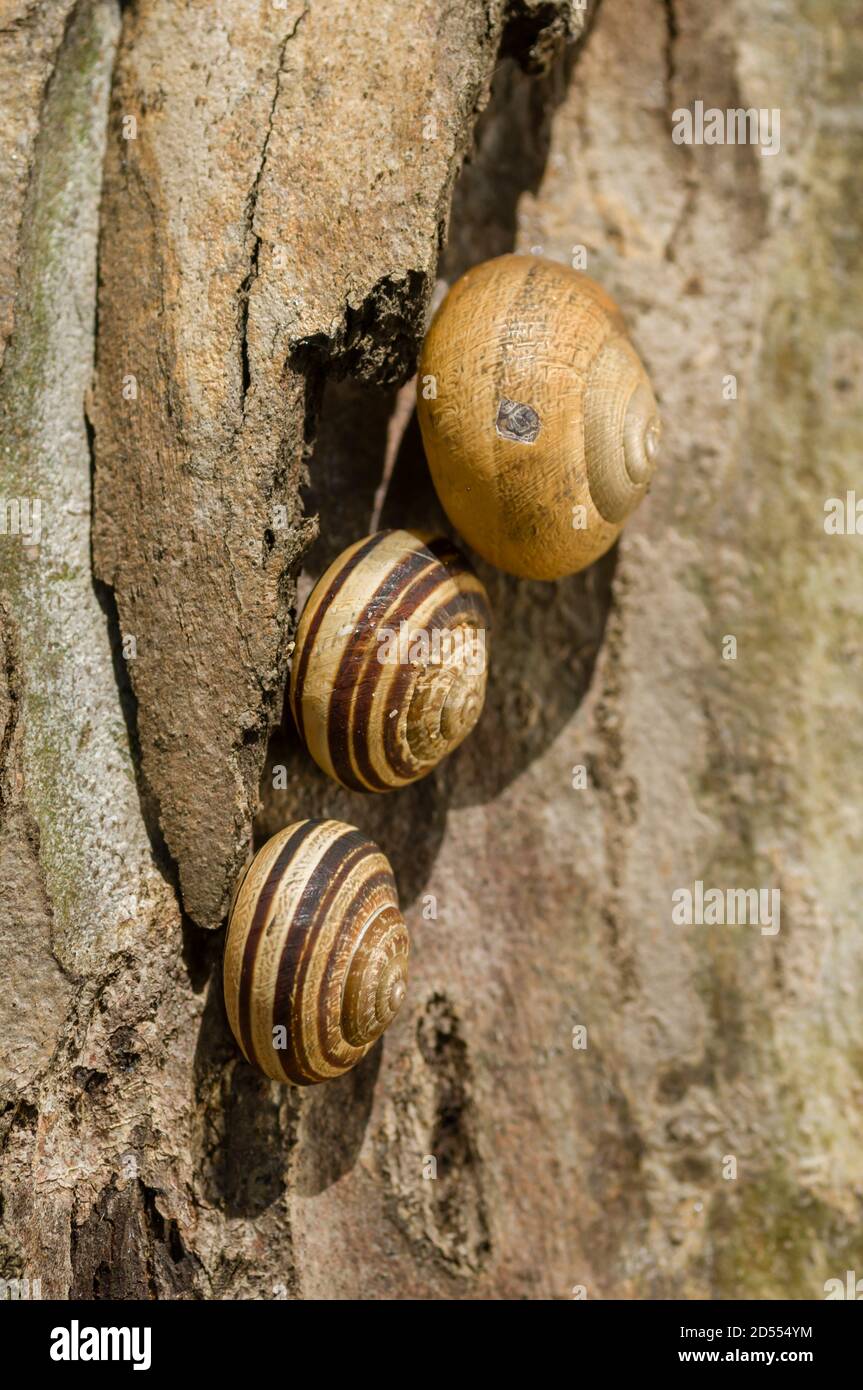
[1,0,861,1299]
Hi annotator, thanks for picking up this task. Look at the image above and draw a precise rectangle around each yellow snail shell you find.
[289,529,491,791]
[223,820,408,1084]
[416,254,662,580]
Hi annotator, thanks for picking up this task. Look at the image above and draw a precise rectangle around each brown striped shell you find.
[223,820,408,1084]
[289,529,491,791]
[416,254,661,580]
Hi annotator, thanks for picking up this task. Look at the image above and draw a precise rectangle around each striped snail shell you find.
[223,819,408,1084]
[289,529,491,791]
[416,254,662,580]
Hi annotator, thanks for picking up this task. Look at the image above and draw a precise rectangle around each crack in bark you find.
[500,0,589,73]
[237,4,309,417]
[0,601,21,821]
[286,269,432,400]
[662,0,678,105]
[660,0,699,260]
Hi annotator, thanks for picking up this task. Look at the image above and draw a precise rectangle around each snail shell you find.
[416,254,662,580]
[223,819,408,1084]
[289,529,491,791]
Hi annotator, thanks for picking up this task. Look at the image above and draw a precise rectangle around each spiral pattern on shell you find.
[289,529,492,791]
[223,819,408,1085]
[416,254,662,580]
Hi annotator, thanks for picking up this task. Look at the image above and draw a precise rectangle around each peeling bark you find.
[90,0,583,930]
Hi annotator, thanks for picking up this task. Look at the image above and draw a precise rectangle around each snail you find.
[416,254,662,580]
[223,819,409,1084]
[289,529,491,791]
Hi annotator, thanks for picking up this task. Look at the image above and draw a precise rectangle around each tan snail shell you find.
[289,529,492,791]
[223,820,409,1084]
[416,254,662,580]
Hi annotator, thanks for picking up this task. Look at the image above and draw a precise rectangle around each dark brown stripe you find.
[325,542,444,790]
[237,819,318,1069]
[270,826,370,1083]
[292,532,391,747]
[348,552,478,791]
[316,868,393,1069]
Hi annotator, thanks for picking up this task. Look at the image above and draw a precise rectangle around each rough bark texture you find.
[1,0,862,1300]
[90,0,586,930]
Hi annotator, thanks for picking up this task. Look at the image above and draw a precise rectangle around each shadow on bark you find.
[258,48,616,890]
[193,44,614,1205]
[290,1044,382,1197]
[193,977,290,1219]
[190,941,383,1208]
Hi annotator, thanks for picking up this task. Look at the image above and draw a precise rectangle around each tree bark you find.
[1,0,861,1299]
